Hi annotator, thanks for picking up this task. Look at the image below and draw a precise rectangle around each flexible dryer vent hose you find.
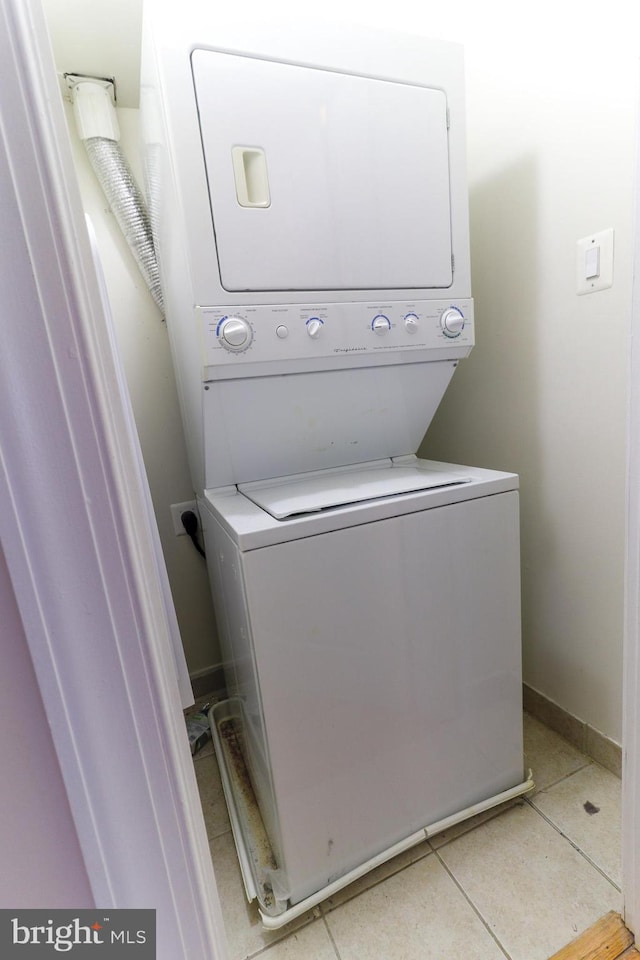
[84,137,164,314]
[70,78,164,316]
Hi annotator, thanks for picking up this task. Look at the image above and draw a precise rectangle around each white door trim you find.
[623,85,640,933]
[0,2,227,956]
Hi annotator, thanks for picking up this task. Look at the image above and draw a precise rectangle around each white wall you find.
[368,0,635,743]
[42,0,639,739]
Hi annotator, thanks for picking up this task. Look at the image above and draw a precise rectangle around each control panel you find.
[200,299,474,378]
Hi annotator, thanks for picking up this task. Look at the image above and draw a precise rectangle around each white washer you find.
[199,459,524,917]
[142,10,530,927]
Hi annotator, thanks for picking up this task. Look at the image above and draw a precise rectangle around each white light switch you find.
[585,245,600,280]
[577,229,614,295]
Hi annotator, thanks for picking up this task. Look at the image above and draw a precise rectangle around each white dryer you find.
[142,8,531,927]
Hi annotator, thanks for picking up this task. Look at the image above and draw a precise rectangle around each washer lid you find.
[238,459,472,520]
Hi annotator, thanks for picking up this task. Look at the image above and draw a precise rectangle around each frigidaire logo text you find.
[1,909,155,957]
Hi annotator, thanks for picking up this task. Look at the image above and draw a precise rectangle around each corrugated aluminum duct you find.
[70,77,164,316]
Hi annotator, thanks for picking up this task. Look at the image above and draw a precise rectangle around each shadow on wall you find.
[420,153,541,478]
[420,153,549,690]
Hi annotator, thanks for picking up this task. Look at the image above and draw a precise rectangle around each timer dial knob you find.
[372,314,391,335]
[441,307,465,338]
[306,318,324,339]
[219,316,252,351]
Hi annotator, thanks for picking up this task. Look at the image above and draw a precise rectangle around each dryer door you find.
[191,50,453,292]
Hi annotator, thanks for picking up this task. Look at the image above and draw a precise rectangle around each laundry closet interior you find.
[40,0,634,956]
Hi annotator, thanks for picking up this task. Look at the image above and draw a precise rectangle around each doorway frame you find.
[622,86,640,934]
[0,1,227,957]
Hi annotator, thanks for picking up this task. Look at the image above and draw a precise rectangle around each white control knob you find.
[219,316,252,351]
[404,314,419,334]
[441,307,465,338]
[372,314,391,335]
[306,318,324,339]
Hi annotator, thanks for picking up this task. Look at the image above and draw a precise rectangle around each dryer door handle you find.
[231,146,271,208]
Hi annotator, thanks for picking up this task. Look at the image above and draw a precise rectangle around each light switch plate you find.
[577,229,614,295]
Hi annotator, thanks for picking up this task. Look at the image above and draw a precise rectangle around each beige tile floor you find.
[193,713,622,960]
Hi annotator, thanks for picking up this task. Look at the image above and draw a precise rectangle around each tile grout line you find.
[207,817,233,842]
[528,759,594,794]
[523,797,622,893]
[432,846,514,960]
[322,912,343,960]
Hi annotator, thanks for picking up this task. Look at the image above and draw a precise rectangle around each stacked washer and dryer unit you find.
[143,9,531,927]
